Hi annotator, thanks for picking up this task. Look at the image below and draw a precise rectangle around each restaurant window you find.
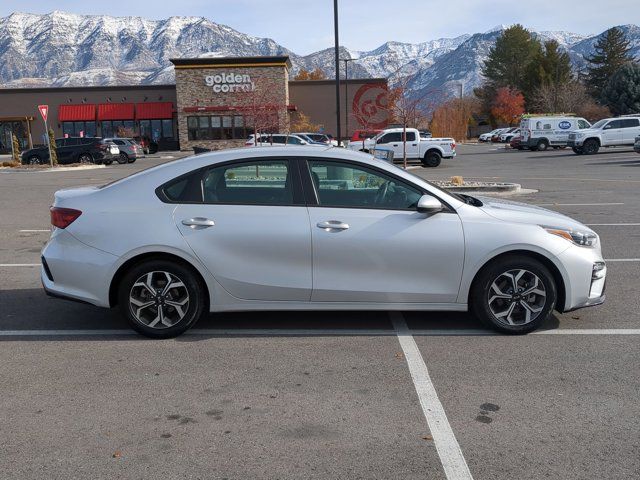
[62,121,97,138]
[187,115,252,141]
[101,120,135,138]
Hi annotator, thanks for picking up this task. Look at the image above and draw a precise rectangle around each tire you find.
[117,152,128,164]
[78,153,93,164]
[537,139,549,151]
[422,151,442,168]
[28,155,42,165]
[117,259,206,338]
[470,255,557,334]
[128,157,137,163]
[572,147,584,155]
[582,139,599,155]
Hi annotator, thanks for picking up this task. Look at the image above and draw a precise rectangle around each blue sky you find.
[2,0,639,54]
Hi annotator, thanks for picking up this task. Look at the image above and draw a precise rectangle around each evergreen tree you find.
[482,25,541,92]
[601,62,640,115]
[524,40,574,111]
[586,27,633,100]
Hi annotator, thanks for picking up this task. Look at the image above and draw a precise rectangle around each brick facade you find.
[172,57,291,151]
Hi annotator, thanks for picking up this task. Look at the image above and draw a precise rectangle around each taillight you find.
[245,142,252,146]
[451,142,456,150]
[50,207,82,229]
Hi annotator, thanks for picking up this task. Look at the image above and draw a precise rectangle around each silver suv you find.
[568,115,640,155]
[102,138,144,164]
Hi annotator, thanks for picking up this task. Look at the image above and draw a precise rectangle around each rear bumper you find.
[41,229,118,307]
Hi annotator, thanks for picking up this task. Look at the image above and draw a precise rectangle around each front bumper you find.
[556,244,606,312]
[567,139,583,147]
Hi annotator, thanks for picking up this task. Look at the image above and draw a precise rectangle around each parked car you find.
[509,136,523,150]
[479,129,503,142]
[297,132,338,146]
[291,133,326,145]
[347,127,455,167]
[520,115,591,151]
[103,138,144,164]
[491,128,511,143]
[245,133,325,147]
[21,137,119,165]
[500,128,520,143]
[568,115,640,155]
[133,136,159,155]
[349,129,384,149]
[634,135,640,154]
[41,146,606,338]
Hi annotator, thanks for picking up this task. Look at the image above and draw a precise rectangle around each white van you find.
[520,115,591,151]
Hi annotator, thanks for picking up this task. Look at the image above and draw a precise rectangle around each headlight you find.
[543,226,598,247]
[574,133,586,139]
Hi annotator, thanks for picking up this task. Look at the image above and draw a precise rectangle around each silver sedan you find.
[41,147,606,338]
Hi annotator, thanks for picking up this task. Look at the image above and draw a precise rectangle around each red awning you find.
[136,102,173,119]
[58,104,96,122]
[97,103,134,121]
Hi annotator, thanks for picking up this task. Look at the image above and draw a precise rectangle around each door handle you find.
[392,144,398,146]
[182,217,215,228]
[317,220,349,231]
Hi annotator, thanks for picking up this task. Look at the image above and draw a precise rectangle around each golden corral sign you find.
[205,73,256,93]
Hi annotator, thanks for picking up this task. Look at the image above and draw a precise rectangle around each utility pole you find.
[333,0,341,145]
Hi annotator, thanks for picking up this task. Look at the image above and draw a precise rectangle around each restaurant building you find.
[0,56,388,153]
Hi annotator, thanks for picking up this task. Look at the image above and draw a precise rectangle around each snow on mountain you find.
[0,11,639,108]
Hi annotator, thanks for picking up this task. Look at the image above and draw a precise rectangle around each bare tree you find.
[530,81,611,121]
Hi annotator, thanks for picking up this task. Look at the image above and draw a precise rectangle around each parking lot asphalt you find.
[1,145,639,479]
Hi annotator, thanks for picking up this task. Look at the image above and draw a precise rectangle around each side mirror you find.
[417,195,443,215]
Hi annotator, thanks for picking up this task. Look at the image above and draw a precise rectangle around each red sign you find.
[38,105,49,122]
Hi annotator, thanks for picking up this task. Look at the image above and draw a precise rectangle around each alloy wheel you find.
[128,271,190,329]
[487,269,546,326]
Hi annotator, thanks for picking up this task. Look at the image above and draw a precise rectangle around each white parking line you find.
[536,203,624,207]
[391,312,474,480]
[604,259,640,262]
[0,328,639,338]
[587,223,640,226]
[0,264,40,267]
[19,229,49,233]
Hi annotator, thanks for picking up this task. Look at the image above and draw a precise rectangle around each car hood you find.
[474,195,593,232]
[571,128,600,135]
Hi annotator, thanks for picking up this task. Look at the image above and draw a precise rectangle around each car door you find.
[172,158,312,301]
[621,118,640,144]
[602,120,623,146]
[55,138,74,164]
[304,159,465,303]
[376,132,403,158]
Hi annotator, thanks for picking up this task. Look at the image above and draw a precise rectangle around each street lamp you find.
[341,58,354,141]
[333,0,341,144]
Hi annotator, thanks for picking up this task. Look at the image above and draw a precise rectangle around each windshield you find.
[591,119,608,129]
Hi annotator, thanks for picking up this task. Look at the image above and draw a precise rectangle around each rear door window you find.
[621,119,640,128]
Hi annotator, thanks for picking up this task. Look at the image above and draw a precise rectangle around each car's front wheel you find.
[470,256,557,334]
[28,155,42,165]
[118,259,206,338]
[78,153,93,164]
[582,139,599,155]
[572,147,584,155]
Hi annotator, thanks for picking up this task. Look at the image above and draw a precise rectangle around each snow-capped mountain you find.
[1,11,639,106]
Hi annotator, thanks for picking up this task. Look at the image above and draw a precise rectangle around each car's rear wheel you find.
[537,139,549,151]
[470,256,557,334]
[78,153,93,164]
[117,152,128,164]
[583,139,599,155]
[422,151,441,168]
[118,260,206,338]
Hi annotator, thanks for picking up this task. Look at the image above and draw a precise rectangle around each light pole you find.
[341,58,354,140]
[333,0,341,145]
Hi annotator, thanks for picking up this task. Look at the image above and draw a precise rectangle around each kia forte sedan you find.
[42,147,606,338]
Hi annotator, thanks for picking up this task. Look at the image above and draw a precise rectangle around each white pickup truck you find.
[347,127,456,167]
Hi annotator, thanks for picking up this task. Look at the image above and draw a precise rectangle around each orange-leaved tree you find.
[294,68,327,81]
[490,87,525,126]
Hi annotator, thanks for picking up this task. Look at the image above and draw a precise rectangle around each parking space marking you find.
[390,312,474,480]
[0,328,639,338]
[604,258,640,262]
[19,229,49,233]
[587,223,640,226]
[0,264,40,267]
[536,202,624,207]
